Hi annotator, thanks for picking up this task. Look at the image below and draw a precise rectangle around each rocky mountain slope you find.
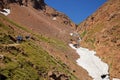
[0,12,92,80]
[0,14,77,80]
[0,0,92,80]
[0,0,76,43]
[77,0,120,79]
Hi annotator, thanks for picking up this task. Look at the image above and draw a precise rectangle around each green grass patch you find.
[0,14,29,32]
[87,23,104,37]
[80,30,87,39]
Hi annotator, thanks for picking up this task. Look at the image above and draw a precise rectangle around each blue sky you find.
[45,0,107,24]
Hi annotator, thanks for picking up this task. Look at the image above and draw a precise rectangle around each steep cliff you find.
[0,0,45,9]
[77,0,120,78]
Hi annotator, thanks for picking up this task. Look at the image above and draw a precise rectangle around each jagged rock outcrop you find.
[0,0,46,9]
[0,0,9,10]
[45,6,76,28]
[48,71,70,80]
[31,0,46,10]
[77,0,120,79]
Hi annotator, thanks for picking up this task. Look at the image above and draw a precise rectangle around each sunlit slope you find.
[77,0,120,78]
[0,14,78,80]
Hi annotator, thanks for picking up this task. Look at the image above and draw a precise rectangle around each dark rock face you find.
[49,71,70,80]
[31,0,46,10]
[0,1,4,10]
[0,74,7,80]
[0,0,9,9]
[0,0,46,10]
[101,75,106,79]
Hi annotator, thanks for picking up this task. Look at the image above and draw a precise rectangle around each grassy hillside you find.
[0,14,77,80]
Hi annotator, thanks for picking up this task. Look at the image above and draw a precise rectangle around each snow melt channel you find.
[69,44,109,80]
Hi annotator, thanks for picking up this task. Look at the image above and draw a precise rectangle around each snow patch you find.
[0,9,10,16]
[69,43,120,80]
[69,44,109,80]
[70,33,73,36]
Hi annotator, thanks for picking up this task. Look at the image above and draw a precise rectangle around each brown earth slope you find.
[77,0,120,79]
[8,5,73,43]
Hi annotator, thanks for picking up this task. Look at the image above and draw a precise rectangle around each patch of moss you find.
[87,23,104,37]
[0,15,29,32]
[80,30,87,39]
